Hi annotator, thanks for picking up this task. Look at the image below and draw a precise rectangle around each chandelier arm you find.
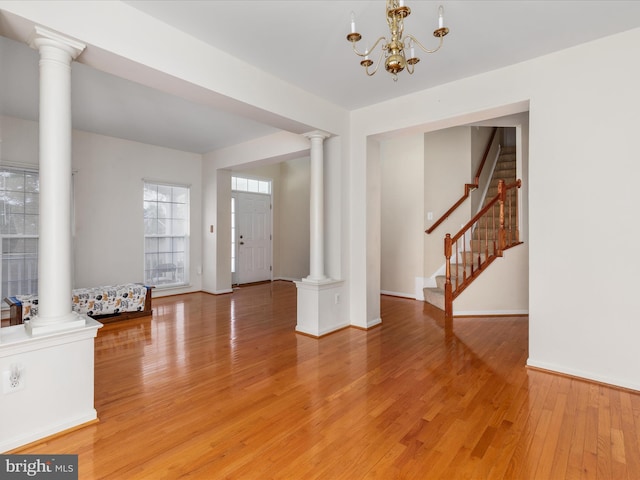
[405,33,444,55]
[406,62,414,75]
[352,36,387,58]
[364,47,387,76]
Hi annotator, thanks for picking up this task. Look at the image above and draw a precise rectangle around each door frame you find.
[231,188,273,285]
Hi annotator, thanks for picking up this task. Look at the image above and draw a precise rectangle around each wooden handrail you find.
[443,178,522,318]
[426,127,498,234]
[473,127,498,184]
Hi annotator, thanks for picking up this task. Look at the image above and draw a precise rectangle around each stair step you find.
[435,268,479,290]
[474,223,517,235]
[423,287,445,311]
[459,251,488,264]
[496,156,515,165]
[471,240,499,252]
[492,171,516,179]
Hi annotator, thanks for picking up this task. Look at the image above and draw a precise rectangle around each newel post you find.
[444,233,453,319]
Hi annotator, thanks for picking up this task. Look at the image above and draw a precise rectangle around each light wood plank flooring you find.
[13,281,640,479]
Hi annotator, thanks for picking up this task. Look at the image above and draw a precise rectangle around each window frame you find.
[143,180,190,289]
[0,166,40,303]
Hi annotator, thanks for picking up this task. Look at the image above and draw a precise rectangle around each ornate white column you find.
[295,131,345,337]
[27,27,86,335]
[304,130,330,283]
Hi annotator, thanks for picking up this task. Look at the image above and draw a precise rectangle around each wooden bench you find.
[3,284,153,326]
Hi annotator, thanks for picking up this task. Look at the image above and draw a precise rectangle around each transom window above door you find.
[231,176,271,195]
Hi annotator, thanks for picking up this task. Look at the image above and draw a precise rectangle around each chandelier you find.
[346,1,449,81]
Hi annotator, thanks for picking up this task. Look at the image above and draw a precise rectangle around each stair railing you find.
[443,178,522,318]
[426,127,498,234]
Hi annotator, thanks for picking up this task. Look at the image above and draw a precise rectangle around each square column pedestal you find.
[295,279,346,337]
[0,319,102,452]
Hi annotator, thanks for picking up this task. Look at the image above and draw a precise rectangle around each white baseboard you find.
[453,309,529,316]
[274,277,300,282]
[381,290,415,299]
[0,410,97,453]
[527,358,640,393]
[367,317,382,329]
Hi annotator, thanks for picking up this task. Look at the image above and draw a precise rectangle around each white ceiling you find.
[2,1,640,154]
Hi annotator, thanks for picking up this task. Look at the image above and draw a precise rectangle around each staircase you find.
[472,146,517,254]
[423,146,518,312]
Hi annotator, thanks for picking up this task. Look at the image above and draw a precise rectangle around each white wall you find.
[454,244,529,315]
[470,127,498,214]
[423,127,471,278]
[0,115,39,167]
[1,116,203,296]
[352,28,640,390]
[277,158,310,280]
[380,134,424,297]
[72,130,203,294]
[365,137,382,327]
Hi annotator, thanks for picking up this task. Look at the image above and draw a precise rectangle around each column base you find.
[294,279,346,337]
[301,276,334,285]
[26,311,87,336]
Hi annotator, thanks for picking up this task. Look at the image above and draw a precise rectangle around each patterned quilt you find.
[13,284,148,321]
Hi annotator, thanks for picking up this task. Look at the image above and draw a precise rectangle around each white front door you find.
[235,191,272,284]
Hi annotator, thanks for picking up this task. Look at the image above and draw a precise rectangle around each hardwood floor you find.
[12,281,640,479]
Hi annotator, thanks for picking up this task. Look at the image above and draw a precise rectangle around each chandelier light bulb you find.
[438,5,444,29]
[350,11,356,34]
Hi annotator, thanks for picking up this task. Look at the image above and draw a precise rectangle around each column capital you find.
[304,130,331,141]
[29,26,86,60]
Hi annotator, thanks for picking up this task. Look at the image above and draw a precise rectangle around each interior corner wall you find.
[380,133,424,297]
[277,157,310,280]
[363,136,381,327]
[423,127,471,278]
[201,162,218,294]
[214,169,232,293]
